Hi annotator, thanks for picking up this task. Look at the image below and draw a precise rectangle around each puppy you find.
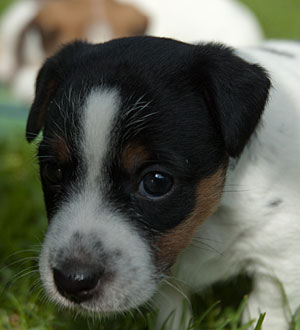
[26,37,300,330]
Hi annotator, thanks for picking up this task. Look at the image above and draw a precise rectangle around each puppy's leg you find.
[243,274,292,330]
[154,282,191,330]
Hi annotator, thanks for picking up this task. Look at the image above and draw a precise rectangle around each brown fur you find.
[121,144,150,172]
[154,166,226,268]
[52,138,71,164]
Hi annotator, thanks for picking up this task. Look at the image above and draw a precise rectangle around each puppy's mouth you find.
[39,210,159,314]
[40,251,158,313]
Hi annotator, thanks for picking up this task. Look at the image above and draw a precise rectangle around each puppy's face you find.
[26,37,270,313]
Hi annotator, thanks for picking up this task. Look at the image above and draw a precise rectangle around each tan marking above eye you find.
[121,144,150,172]
[153,166,227,269]
[52,138,70,163]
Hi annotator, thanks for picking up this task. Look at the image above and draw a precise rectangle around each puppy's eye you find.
[139,172,173,198]
[43,164,62,185]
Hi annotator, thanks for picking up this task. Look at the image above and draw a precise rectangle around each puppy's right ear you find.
[25,41,89,142]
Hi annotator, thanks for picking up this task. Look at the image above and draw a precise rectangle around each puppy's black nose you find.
[53,264,104,303]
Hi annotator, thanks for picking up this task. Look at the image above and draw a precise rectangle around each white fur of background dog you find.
[121,0,263,45]
[0,0,42,100]
[0,0,263,103]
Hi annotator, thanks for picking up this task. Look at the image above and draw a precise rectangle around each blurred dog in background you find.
[0,0,263,102]
[0,0,148,101]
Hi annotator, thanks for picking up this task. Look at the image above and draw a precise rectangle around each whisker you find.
[0,256,39,272]
[2,268,39,294]
[222,189,251,193]
[193,236,222,244]
[161,278,191,309]
[29,279,43,295]
[190,240,223,256]
[4,248,40,260]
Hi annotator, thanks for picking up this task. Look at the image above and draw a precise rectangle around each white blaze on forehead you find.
[83,88,120,180]
[39,87,157,312]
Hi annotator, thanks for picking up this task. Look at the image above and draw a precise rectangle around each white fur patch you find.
[83,88,119,182]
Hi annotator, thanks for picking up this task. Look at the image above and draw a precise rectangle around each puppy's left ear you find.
[191,44,271,157]
[26,58,58,142]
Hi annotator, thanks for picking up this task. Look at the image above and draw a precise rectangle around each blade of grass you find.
[254,313,266,330]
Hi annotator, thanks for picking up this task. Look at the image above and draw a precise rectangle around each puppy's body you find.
[26,37,300,329]
[155,41,300,329]
[178,41,300,328]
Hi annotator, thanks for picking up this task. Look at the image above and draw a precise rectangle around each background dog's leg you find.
[153,281,191,330]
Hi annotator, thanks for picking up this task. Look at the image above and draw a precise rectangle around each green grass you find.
[0,0,13,15]
[1,0,300,329]
[240,0,300,39]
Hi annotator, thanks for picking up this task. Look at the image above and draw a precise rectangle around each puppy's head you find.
[26,37,270,313]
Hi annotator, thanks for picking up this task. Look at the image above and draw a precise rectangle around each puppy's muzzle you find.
[53,262,105,303]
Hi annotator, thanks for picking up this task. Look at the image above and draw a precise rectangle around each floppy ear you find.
[26,41,89,142]
[192,44,271,158]
[25,59,57,142]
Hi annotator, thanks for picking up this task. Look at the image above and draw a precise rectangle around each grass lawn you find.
[1,0,300,329]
